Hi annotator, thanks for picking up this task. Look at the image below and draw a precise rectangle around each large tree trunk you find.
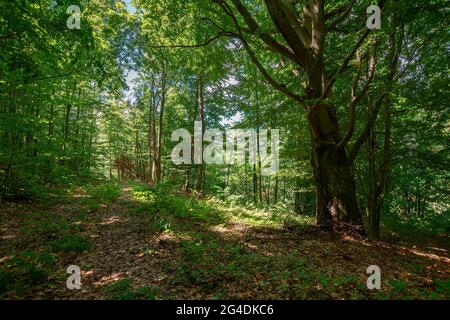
[312,148,360,227]
[367,196,381,239]
[308,104,361,229]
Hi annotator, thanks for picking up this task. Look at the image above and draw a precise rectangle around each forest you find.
[0,0,449,300]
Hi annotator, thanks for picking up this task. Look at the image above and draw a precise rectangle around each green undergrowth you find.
[0,251,57,297]
[103,278,158,300]
[128,180,311,230]
[82,181,121,210]
[126,181,449,300]
[382,212,450,245]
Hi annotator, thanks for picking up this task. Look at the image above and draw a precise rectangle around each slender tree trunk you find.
[253,163,257,204]
[366,98,381,239]
[253,80,259,204]
[2,87,17,196]
[294,178,302,215]
[366,5,400,239]
[148,84,157,183]
[294,128,302,214]
[33,106,39,158]
[308,104,361,228]
[244,162,248,196]
[255,81,263,203]
[274,175,278,204]
[63,104,71,152]
[225,164,230,188]
[181,165,189,192]
[156,66,167,182]
[195,72,205,193]
[367,197,381,239]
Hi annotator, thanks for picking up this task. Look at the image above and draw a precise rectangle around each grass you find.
[382,211,450,239]
[0,251,56,297]
[47,234,91,253]
[83,181,121,211]
[104,279,157,300]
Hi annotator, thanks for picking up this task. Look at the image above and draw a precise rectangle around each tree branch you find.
[222,3,306,104]
[326,0,357,32]
[224,0,304,66]
[311,0,386,109]
[325,1,355,19]
[277,0,311,49]
[0,31,24,41]
[349,93,385,163]
[338,42,378,149]
[262,0,310,68]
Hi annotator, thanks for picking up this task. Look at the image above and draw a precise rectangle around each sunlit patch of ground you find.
[99,215,122,226]
[93,272,127,287]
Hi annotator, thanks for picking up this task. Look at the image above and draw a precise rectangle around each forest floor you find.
[0,181,449,300]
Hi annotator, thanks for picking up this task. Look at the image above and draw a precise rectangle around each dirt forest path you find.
[1,183,180,299]
[55,183,175,299]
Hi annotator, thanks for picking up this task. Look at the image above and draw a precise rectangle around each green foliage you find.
[0,271,15,296]
[0,0,128,200]
[0,251,56,295]
[389,279,408,293]
[151,217,172,232]
[434,279,450,297]
[176,240,249,288]
[21,211,73,241]
[84,181,121,209]
[382,212,450,238]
